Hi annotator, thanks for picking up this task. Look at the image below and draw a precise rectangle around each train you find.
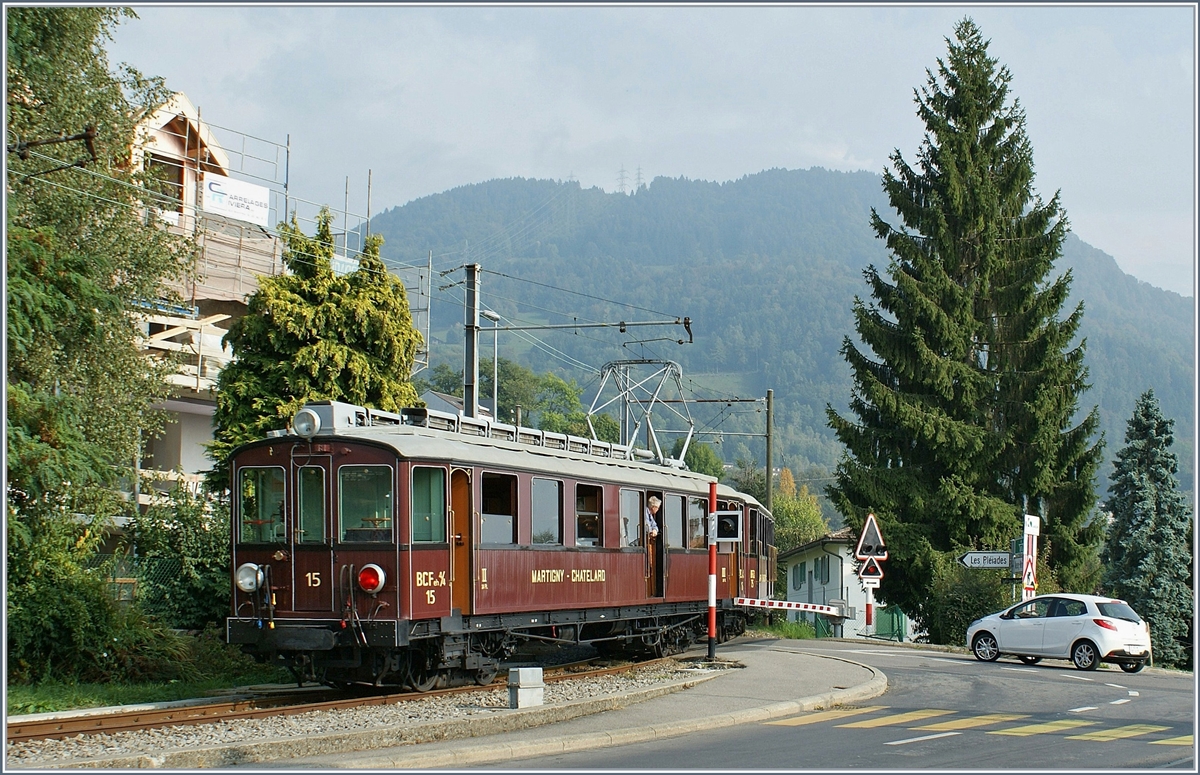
[226,400,776,689]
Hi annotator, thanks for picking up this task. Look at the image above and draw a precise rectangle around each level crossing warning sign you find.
[854,513,888,561]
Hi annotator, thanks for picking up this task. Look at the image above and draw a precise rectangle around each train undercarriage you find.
[229,603,749,690]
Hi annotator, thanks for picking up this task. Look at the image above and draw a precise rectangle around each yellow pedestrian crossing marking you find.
[838,709,953,728]
[1067,724,1170,742]
[767,707,1183,746]
[990,720,1096,737]
[768,706,888,727]
[1149,735,1193,746]
[915,713,1029,731]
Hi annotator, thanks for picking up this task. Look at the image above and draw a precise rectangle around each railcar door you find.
[292,456,335,611]
[450,467,472,615]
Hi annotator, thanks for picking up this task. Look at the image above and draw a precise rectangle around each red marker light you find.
[1094,618,1118,631]
[358,564,385,594]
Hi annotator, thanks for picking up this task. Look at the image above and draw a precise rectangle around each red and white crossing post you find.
[707,481,718,660]
[855,513,887,630]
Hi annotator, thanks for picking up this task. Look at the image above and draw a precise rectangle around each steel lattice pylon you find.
[587,360,694,467]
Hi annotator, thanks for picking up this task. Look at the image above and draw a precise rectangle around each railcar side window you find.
[619,488,642,547]
[239,467,285,543]
[749,509,759,554]
[297,466,325,543]
[481,472,517,544]
[666,495,685,548]
[340,465,394,542]
[687,497,707,549]
[575,484,602,547]
[531,478,562,545]
[410,467,446,543]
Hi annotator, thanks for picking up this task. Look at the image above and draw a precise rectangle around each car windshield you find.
[1096,601,1141,623]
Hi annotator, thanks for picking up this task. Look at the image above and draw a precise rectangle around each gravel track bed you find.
[7,661,710,767]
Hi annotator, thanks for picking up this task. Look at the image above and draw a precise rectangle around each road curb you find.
[334,652,887,769]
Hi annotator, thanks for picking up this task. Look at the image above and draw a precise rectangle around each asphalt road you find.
[483,638,1195,770]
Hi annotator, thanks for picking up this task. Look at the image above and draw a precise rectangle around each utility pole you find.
[463,264,481,418]
[765,388,773,512]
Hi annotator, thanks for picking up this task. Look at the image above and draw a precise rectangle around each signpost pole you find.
[708,481,718,661]
[1022,514,1040,601]
[854,513,887,636]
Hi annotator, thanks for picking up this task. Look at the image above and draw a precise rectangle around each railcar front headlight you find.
[292,407,321,439]
[236,562,264,593]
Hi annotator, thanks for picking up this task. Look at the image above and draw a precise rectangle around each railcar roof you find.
[266,424,766,513]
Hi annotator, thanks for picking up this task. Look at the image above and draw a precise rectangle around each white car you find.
[966,593,1151,673]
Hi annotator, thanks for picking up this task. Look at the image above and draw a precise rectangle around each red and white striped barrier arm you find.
[734,597,843,617]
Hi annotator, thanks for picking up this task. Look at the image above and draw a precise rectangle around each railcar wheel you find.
[1120,660,1145,673]
[410,666,439,692]
[1018,655,1042,665]
[474,663,499,686]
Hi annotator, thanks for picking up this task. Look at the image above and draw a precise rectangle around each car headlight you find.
[236,562,264,593]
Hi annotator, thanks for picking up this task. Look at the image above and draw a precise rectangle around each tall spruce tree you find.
[209,209,423,483]
[1103,390,1193,667]
[826,18,1103,629]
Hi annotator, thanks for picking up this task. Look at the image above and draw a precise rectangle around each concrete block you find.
[508,666,544,708]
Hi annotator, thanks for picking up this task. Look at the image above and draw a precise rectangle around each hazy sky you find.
[107,4,1196,296]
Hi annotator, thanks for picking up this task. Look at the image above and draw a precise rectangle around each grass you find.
[6,627,290,716]
[749,617,819,640]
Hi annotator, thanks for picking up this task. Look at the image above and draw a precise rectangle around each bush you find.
[7,492,193,684]
[126,481,230,630]
[910,550,1015,646]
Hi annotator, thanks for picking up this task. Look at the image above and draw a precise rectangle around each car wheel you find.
[1072,640,1100,671]
[972,632,1000,662]
[1120,661,1145,674]
[1018,655,1042,665]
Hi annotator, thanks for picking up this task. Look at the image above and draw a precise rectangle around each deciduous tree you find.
[1103,390,1193,667]
[826,18,1102,634]
[6,7,194,682]
[671,439,725,479]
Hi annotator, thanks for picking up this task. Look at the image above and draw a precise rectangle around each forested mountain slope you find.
[370,169,1193,496]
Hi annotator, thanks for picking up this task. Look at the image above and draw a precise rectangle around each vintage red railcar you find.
[226,401,775,689]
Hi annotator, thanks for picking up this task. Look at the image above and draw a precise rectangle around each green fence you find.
[874,606,906,641]
[86,555,183,604]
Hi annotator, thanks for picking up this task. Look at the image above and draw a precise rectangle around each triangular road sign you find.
[1022,554,1037,588]
[859,555,884,579]
[855,513,888,561]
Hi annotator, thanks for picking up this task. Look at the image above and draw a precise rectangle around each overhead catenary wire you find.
[15,149,705,402]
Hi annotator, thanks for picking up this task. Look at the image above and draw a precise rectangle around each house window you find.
[792,561,806,590]
[340,465,394,542]
[145,153,184,212]
[531,478,562,545]
[575,484,602,547]
[481,472,517,544]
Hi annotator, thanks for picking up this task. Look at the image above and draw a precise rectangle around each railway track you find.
[7,657,666,744]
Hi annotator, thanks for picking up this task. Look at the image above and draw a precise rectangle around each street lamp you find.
[481,309,500,421]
